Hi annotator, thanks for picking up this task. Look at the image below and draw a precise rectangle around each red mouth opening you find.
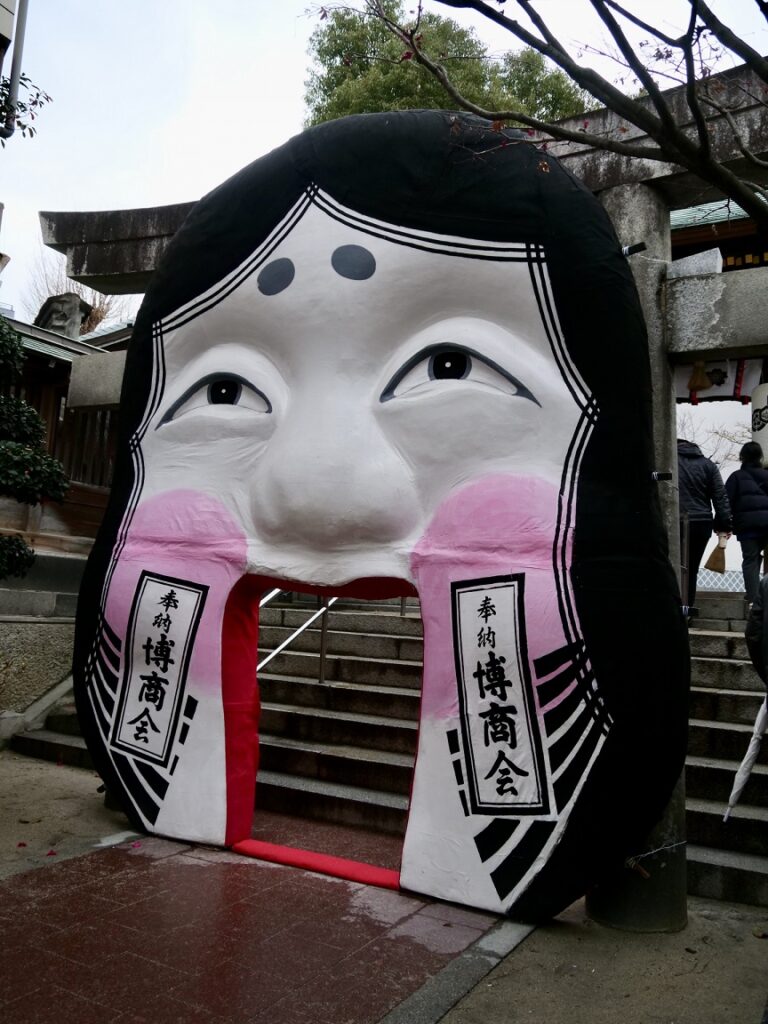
[223,575,420,890]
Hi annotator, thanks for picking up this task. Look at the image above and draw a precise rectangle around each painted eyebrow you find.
[157,372,272,427]
[331,244,376,280]
[258,258,295,295]
[379,343,540,405]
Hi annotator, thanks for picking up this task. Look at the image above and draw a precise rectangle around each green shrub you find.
[0,395,46,445]
[0,534,36,578]
[0,316,69,580]
[0,441,69,505]
[0,316,25,376]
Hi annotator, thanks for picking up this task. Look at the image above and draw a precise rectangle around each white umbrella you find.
[723,697,768,822]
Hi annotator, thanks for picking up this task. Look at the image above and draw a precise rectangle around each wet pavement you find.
[2,750,766,1024]
[0,783,502,1024]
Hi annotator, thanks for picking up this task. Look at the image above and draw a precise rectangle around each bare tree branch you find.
[375,15,667,158]
[682,1,712,159]
[603,0,680,48]
[700,88,768,174]
[588,0,679,138]
[369,0,680,150]
[697,0,768,84]
[435,0,674,138]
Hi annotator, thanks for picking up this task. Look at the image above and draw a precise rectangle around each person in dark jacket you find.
[725,441,768,604]
[677,438,732,611]
[745,574,768,693]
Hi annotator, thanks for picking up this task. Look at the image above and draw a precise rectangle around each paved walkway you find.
[1,751,767,1024]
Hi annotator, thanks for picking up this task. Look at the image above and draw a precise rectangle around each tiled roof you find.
[671,201,749,230]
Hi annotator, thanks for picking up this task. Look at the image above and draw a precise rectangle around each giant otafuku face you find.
[74,111,689,920]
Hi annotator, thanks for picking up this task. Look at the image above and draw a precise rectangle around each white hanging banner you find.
[675,359,761,402]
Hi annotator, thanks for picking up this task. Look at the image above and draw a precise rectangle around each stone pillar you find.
[33,292,92,340]
[600,184,679,569]
[585,182,687,932]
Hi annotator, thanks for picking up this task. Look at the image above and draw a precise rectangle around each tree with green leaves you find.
[0,72,51,145]
[305,1,587,126]
[0,316,68,580]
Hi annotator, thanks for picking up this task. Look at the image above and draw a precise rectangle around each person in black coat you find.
[745,574,768,693]
[725,441,768,604]
[677,439,732,611]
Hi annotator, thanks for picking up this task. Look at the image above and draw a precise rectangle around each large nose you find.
[252,394,420,549]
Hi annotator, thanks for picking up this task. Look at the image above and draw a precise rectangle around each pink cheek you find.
[104,490,248,691]
[410,474,572,719]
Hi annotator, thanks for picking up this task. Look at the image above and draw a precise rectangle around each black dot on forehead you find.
[257,258,295,296]
[331,244,376,281]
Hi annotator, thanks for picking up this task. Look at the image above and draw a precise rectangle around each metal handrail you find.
[257,590,414,683]
[258,596,338,673]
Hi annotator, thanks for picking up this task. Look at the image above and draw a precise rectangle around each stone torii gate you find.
[40,62,768,930]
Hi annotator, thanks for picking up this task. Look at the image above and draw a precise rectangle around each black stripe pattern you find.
[462,634,612,906]
[85,615,197,829]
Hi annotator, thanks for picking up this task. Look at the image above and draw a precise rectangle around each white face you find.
[140,204,583,586]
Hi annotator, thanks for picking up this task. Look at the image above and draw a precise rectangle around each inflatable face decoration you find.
[74,112,689,920]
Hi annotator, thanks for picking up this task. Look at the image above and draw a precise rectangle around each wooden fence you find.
[55,407,117,489]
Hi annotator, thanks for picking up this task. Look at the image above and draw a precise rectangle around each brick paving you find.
[0,812,498,1024]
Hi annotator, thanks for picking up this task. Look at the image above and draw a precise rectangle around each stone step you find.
[687,797,768,858]
[690,657,764,691]
[689,686,767,726]
[692,618,746,632]
[259,649,423,689]
[695,595,749,620]
[284,593,421,606]
[260,605,423,638]
[11,728,409,835]
[688,631,750,660]
[0,589,77,617]
[44,702,81,736]
[255,769,408,834]
[280,594,420,612]
[260,702,418,755]
[11,728,93,770]
[259,735,413,795]
[689,718,768,763]
[686,755,768,808]
[0,552,87,593]
[687,844,768,907]
[258,624,423,662]
[259,673,420,721]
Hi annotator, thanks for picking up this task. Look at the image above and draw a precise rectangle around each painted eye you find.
[208,377,241,404]
[380,344,539,405]
[430,349,470,380]
[159,373,271,425]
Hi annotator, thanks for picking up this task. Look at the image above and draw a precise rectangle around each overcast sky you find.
[1,1,766,317]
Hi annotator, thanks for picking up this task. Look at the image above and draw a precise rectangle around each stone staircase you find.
[0,551,85,619]
[686,592,768,906]
[11,595,424,836]
[9,588,768,906]
[253,597,421,833]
